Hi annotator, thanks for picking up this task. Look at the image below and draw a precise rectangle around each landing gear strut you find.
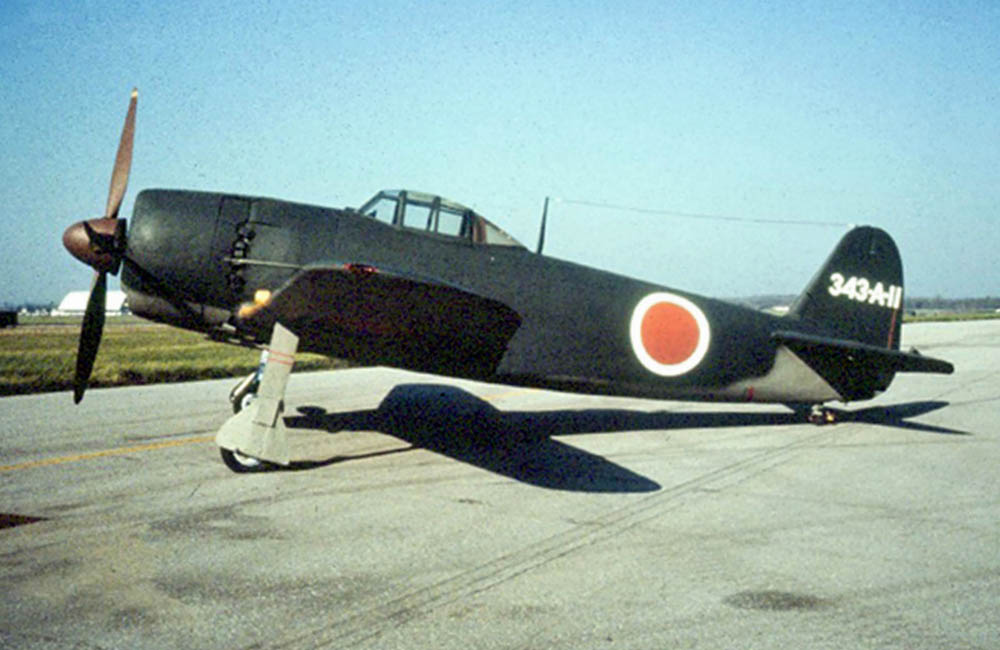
[216,323,299,471]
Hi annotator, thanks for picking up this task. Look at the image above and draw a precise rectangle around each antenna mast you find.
[536,196,549,255]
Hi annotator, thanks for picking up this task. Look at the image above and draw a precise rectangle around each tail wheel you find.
[808,405,837,425]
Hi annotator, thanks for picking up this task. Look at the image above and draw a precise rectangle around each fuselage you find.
[121,189,846,404]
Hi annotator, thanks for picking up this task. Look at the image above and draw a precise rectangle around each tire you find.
[232,390,257,414]
[219,447,269,473]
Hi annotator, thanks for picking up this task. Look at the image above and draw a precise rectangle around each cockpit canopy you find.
[357,190,525,249]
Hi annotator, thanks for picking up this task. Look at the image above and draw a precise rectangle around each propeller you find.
[62,88,137,403]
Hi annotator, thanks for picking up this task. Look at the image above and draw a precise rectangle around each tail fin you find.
[781,227,952,402]
[788,226,903,350]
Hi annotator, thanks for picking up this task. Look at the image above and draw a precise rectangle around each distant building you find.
[54,290,129,316]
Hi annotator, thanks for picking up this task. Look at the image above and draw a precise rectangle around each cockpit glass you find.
[402,203,432,230]
[361,196,396,224]
[436,207,465,237]
[357,190,525,249]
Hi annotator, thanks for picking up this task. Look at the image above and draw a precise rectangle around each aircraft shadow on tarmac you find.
[833,400,965,435]
[282,384,962,492]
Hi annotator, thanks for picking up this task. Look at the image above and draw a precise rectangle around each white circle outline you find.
[629,292,712,376]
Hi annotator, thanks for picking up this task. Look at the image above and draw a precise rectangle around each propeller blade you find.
[104,88,137,220]
[73,272,107,403]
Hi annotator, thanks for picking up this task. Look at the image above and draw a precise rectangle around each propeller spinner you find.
[62,88,137,403]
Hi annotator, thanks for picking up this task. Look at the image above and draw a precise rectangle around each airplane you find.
[62,89,954,472]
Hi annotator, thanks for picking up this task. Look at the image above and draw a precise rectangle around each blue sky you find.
[2,0,998,305]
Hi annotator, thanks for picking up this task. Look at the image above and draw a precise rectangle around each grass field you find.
[0,318,348,397]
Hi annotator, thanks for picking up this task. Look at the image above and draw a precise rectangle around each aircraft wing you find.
[773,330,954,375]
[238,263,522,375]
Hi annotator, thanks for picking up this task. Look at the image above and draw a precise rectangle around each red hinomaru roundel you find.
[629,292,711,376]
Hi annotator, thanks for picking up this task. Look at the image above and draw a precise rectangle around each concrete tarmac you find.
[1,320,998,649]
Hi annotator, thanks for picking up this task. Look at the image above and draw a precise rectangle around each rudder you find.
[788,226,904,350]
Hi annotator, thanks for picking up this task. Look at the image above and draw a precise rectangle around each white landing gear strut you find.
[216,322,299,471]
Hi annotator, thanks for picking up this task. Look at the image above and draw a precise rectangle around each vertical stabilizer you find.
[788,226,903,350]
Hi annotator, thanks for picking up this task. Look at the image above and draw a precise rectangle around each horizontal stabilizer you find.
[774,330,954,374]
[773,329,952,402]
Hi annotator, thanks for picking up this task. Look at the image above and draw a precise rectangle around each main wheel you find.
[230,374,260,413]
[220,447,270,473]
[233,390,257,414]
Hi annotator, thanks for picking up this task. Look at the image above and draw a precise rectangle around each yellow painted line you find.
[0,434,215,473]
